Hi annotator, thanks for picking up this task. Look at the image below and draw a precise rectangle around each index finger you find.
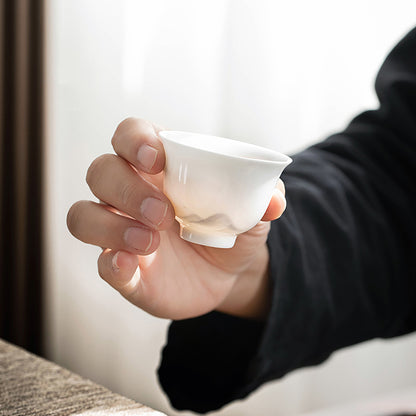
[111,117,166,174]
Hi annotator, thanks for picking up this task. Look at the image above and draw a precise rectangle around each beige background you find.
[44,1,416,415]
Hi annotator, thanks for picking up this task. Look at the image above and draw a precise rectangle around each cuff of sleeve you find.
[158,311,266,413]
[157,216,331,413]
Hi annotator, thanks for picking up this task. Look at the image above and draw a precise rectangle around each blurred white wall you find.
[44,1,416,415]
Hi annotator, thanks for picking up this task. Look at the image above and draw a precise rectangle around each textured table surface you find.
[0,339,166,416]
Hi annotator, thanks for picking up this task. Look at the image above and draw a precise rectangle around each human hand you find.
[67,118,286,320]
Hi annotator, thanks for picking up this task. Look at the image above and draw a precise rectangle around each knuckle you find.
[112,118,133,148]
[66,201,84,237]
[114,117,140,137]
[120,116,139,128]
[86,154,112,189]
[97,255,108,282]
[111,131,119,149]
[112,117,149,153]
[120,182,139,210]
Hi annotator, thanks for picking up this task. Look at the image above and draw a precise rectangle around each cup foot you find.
[179,225,237,248]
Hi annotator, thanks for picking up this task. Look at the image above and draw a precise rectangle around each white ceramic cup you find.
[159,131,292,248]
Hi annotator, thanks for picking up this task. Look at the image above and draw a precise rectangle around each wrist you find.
[216,243,271,320]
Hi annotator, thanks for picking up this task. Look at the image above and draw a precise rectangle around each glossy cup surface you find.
[159,131,292,248]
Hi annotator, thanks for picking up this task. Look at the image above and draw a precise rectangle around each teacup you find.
[159,131,292,248]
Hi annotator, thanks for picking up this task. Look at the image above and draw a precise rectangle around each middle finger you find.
[86,154,175,230]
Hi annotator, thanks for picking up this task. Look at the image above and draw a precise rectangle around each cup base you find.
[179,225,237,248]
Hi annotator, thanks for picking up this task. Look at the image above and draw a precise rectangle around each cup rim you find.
[159,130,292,167]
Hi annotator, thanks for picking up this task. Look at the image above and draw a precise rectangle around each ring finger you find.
[67,200,160,254]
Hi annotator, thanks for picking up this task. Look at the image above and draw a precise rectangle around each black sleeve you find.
[157,27,416,413]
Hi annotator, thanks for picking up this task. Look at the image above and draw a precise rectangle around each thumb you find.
[262,180,286,221]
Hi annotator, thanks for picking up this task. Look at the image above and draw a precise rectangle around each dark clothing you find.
[158,27,416,413]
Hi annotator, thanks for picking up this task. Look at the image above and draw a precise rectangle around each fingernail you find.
[141,197,168,226]
[276,189,287,217]
[112,251,120,272]
[280,191,287,211]
[124,227,153,252]
[137,144,158,171]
